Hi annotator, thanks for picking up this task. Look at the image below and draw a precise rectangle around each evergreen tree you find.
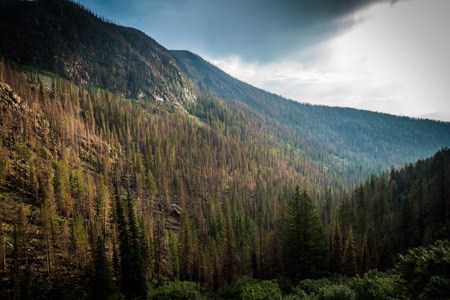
[222,215,238,284]
[360,234,369,275]
[92,238,117,299]
[54,157,72,217]
[12,204,29,299]
[283,186,328,280]
[180,212,194,280]
[342,226,358,276]
[330,221,343,273]
[0,220,5,270]
[114,189,147,298]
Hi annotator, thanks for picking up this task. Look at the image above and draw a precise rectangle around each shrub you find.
[147,281,204,300]
[217,276,258,299]
[395,240,450,298]
[419,276,450,300]
[296,278,332,295]
[350,271,405,300]
[241,280,282,300]
[316,285,355,300]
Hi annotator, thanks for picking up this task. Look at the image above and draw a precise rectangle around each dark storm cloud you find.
[76,0,399,61]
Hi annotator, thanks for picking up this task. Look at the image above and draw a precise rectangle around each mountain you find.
[0,0,449,298]
[0,0,449,181]
[0,0,195,103]
[172,50,450,175]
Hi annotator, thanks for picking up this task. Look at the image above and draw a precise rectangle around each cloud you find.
[75,0,450,118]
[76,0,399,62]
[211,0,450,117]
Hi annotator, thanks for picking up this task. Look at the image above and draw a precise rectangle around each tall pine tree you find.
[283,186,328,280]
[342,226,358,277]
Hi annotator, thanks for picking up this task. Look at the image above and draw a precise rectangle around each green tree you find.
[180,212,194,281]
[54,158,72,217]
[92,238,117,299]
[283,186,328,280]
[330,221,343,273]
[223,215,238,284]
[115,190,147,298]
[342,226,358,277]
[395,240,450,299]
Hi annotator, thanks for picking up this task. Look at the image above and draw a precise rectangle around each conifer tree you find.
[168,231,180,280]
[283,186,328,280]
[0,220,5,270]
[12,204,29,299]
[330,221,343,273]
[153,214,168,283]
[180,212,194,280]
[54,158,72,217]
[114,187,147,298]
[222,215,238,283]
[92,238,117,299]
[360,234,369,275]
[342,226,358,276]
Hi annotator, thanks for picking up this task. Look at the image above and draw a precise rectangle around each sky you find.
[76,0,450,119]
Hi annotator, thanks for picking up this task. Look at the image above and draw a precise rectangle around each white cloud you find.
[208,0,450,118]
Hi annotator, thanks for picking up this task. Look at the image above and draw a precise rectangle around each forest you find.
[0,57,449,299]
[0,0,449,299]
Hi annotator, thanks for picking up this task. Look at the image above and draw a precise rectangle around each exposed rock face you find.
[0,82,22,106]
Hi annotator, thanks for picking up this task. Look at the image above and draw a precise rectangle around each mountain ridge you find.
[0,0,196,103]
[0,1,449,298]
[171,49,450,174]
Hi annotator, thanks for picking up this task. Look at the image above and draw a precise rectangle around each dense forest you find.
[0,0,449,299]
[1,0,450,186]
[0,57,449,299]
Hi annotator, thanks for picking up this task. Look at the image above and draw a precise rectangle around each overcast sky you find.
[76,0,450,119]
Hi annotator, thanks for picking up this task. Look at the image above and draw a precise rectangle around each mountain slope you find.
[0,1,449,298]
[0,0,449,183]
[172,50,450,175]
[330,148,450,272]
[0,0,195,102]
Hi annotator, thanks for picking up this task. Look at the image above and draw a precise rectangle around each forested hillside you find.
[0,0,195,102]
[0,0,449,299]
[1,0,449,187]
[172,50,450,177]
[329,148,450,275]
[0,58,327,298]
[0,62,448,297]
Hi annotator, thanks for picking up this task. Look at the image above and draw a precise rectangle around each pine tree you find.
[168,231,180,280]
[222,215,238,284]
[283,186,328,280]
[54,158,72,217]
[0,219,5,270]
[330,221,343,273]
[180,212,194,280]
[360,234,369,275]
[92,238,117,299]
[12,204,29,299]
[41,164,57,274]
[114,188,147,298]
[153,214,168,283]
[342,226,358,276]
